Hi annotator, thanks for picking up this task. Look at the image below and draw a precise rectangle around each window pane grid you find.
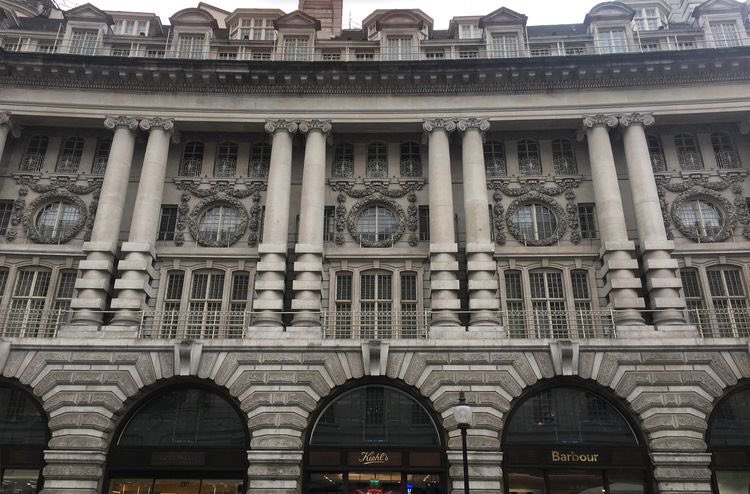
[215,142,238,177]
[249,143,271,178]
[333,143,354,178]
[552,138,577,175]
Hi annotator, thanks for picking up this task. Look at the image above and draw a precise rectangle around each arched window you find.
[305,384,445,492]
[180,141,204,176]
[56,137,84,173]
[504,385,650,494]
[367,142,388,178]
[647,134,666,172]
[518,139,541,175]
[214,141,238,177]
[0,383,48,494]
[107,386,248,494]
[711,132,741,169]
[332,143,353,178]
[92,138,112,175]
[399,141,422,177]
[484,140,506,177]
[709,387,750,493]
[674,133,703,170]
[249,143,271,178]
[551,138,577,175]
[21,136,48,172]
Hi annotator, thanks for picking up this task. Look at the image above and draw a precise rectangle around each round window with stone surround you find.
[30,198,87,244]
[188,197,249,248]
[509,203,559,244]
[671,192,734,243]
[347,199,406,248]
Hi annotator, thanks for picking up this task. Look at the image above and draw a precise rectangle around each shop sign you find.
[359,451,389,465]
[150,452,206,466]
[551,450,600,463]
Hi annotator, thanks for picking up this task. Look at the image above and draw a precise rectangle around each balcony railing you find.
[91,155,108,175]
[139,310,247,339]
[678,151,703,170]
[505,309,615,339]
[690,308,750,338]
[20,153,44,172]
[214,158,237,178]
[0,309,67,338]
[650,153,667,172]
[248,159,269,178]
[519,157,542,175]
[715,150,741,169]
[56,154,81,173]
[179,158,203,177]
[553,156,578,175]
[321,310,431,339]
[485,157,507,177]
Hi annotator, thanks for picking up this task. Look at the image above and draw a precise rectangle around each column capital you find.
[104,116,140,131]
[739,119,750,135]
[582,114,619,129]
[265,119,299,134]
[298,119,332,135]
[619,112,655,128]
[139,117,175,133]
[423,118,456,133]
[456,118,490,132]
[0,111,22,138]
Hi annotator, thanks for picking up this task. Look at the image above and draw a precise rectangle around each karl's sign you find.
[551,450,600,463]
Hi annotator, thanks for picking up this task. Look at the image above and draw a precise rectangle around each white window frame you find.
[386,36,413,61]
[283,35,310,61]
[177,33,206,59]
[114,19,150,36]
[633,7,662,31]
[598,28,628,54]
[489,32,519,58]
[711,22,740,48]
[70,29,99,55]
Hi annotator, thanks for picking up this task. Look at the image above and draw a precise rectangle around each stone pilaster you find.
[447,450,503,494]
[651,452,712,494]
[582,115,645,326]
[111,117,174,326]
[0,111,21,164]
[292,120,331,329]
[424,118,461,327]
[41,449,107,494]
[619,113,687,327]
[246,450,301,494]
[71,116,139,325]
[253,120,298,326]
[457,118,500,326]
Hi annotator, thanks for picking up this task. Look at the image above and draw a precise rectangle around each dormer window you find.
[114,19,150,36]
[489,33,520,58]
[70,29,98,55]
[633,7,662,31]
[231,18,275,41]
[598,28,627,54]
[711,22,740,48]
[284,36,309,61]
[177,34,205,59]
[386,36,413,61]
[459,24,482,39]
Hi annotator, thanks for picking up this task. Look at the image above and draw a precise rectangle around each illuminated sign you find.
[358,451,390,465]
[551,450,600,463]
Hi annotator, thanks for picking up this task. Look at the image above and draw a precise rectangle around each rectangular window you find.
[157,205,178,241]
[161,271,185,338]
[400,272,419,338]
[323,206,336,242]
[70,29,98,55]
[251,51,271,61]
[677,41,696,50]
[386,36,413,61]
[578,204,598,239]
[565,46,585,55]
[0,201,13,236]
[459,24,481,39]
[115,19,149,35]
[712,22,740,48]
[505,271,525,337]
[598,29,627,54]
[111,47,130,57]
[490,33,519,58]
[52,271,77,321]
[488,204,495,242]
[634,7,661,31]
[234,17,275,40]
[218,51,238,60]
[530,271,567,338]
[146,49,165,58]
[322,52,341,61]
[641,43,659,52]
[333,272,353,338]
[418,206,430,241]
[355,52,375,61]
[459,50,478,59]
[178,34,205,59]
[37,45,56,54]
[530,48,551,57]
[284,36,309,61]
[424,51,444,59]
[227,271,249,337]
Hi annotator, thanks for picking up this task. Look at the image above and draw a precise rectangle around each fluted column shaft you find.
[72,117,139,324]
[253,121,297,326]
[620,113,686,325]
[424,119,460,326]
[458,119,499,326]
[111,118,174,325]
[583,115,645,325]
[292,121,330,326]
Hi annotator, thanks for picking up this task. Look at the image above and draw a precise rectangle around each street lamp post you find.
[453,390,473,494]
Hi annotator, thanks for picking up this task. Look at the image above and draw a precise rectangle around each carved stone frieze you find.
[491,191,506,245]
[139,117,175,133]
[618,112,655,127]
[13,174,103,195]
[330,178,424,199]
[406,192,418,246]
[423,118,456,133]
[264,120,298,134]
[104,116,139,131]
[347,196,406,248]
[23,190,88,244]
[335,193,347,246]
[670,187,736,243]
[247,192,262,246]
[456,118,490,132]
[487,177,581,198]
[298,119,332,135]
[176,178,267,199]
[582,114,619,129]
[187,194,249,247]
[739,120,750,135]
[0,112,9,126]
[505,192,569,246]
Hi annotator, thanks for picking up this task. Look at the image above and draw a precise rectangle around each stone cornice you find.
[104,116,139,131]
[264,119,299,134]
[423,118,456,133]
[298,119,332,135]
[3,47,750,96]
[619,112,656,127]
[456,118,490,132]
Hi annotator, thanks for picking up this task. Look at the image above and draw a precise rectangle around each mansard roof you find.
[362,9,434,31]
[693,0,746,17]
[273,10,322,30]
[584,1,636,25]
[63,2,113,24]
[479,7,528,28]
[224,8,286,27]
[169,7,218,29]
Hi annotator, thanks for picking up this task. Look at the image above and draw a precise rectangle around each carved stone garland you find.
[10,174,102,243]
[347,196,407,248]
[655,172,749,242]
[487,178,581,246]
[175,178,267,247]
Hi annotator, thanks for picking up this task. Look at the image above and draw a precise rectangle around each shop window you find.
[709,387,750,493]
[711,132,741,169]
[214,141,238,177]
[56,137,84,173]
[20,136,48,172]
[180,141,204,177]
[674,133,702,170]
[484,140,506,177]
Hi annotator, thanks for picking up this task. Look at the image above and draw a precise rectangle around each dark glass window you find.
[323,206,335,242]
[0,385,47,445]
[180,141,204,177]
[578,203,598,239]
[0,200,13,236]
[419,206,430,241]
[157,205,178,241]
[92,138,112,175]
[117,388,247,447]
[505,387,638,446]
[310,386,440,447]
[709,388,750,447]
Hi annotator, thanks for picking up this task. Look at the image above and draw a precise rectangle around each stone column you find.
[71,116,139,325]
[447,450,503,494]
[620,113,686,326]
[424,119,460,326]
[651,452,712,494]
[292,120,331,327]
[0,112,21,163]
[456,118,499,326]
[110,117,174,325]
[582,115,645,325]
[253,120,298,326]
[41,449,107,494]
[247,450,301,494]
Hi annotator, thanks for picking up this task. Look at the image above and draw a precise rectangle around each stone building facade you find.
[1,0,750,493]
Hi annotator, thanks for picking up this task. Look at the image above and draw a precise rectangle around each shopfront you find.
[105,385,249,494]
[304,384,446,494]
[0,382,49,494]
[709,386,750,494]
[503,384,652,494]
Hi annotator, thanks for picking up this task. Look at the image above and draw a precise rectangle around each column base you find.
[252,311,283,327]
[470,311,501,326]
[291,311,321,327]
[431,310,461,327]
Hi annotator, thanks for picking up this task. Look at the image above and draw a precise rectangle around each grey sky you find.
[76,0,603,28]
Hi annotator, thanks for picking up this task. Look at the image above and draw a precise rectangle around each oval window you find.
[357,205,398,244]
[35,201,81,241]
[198,205,241,243]
[511,203,558,241]
[676,199,724,240]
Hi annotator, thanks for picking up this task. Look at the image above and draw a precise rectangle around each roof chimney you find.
[299,0,342,37]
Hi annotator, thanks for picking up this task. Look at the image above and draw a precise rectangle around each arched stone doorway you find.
[105,384,249,494]
[708,385,750,493]
[0,381,49,494]
[502,383,653,494]
[304,382,447,494]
